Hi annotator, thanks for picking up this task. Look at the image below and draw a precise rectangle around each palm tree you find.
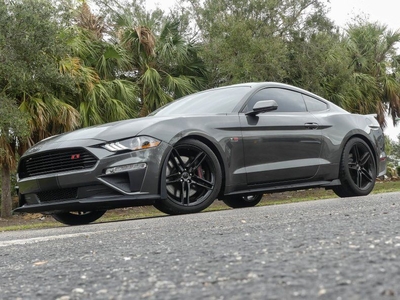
[60,2,140,126]
[117,14,208,116]
[343,20,400,127]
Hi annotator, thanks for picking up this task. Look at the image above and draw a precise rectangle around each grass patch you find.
[1,180,400,232]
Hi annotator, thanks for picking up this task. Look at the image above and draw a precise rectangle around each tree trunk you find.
[1,163,12,218]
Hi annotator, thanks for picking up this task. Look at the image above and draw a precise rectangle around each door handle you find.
[304,122,319,129]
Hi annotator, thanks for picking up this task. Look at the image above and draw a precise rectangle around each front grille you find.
[19,148,98,179]
[37,188,78,202]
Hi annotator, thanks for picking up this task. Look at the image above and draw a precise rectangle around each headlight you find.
[104,136,161,152]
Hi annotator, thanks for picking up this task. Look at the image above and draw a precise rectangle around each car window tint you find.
[303,94,328,112]
[245,88,306,113]
[151,86,251,116]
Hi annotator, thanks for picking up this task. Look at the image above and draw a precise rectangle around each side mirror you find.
[246,100,278,116]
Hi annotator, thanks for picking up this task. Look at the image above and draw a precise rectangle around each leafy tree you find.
[0,0,78,217]
[0,0,80,144]
[183,0,333,87]
[283,16,352,99]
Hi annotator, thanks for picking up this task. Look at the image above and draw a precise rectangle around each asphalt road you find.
[1,192,400,300]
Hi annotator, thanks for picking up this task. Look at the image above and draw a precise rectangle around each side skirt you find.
[222,179,341,197]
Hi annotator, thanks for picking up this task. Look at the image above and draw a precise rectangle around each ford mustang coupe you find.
[15,82,387,225]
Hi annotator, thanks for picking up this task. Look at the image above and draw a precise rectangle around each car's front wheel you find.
[154,139,222,215]
[52,210,106,225]
[333,138,376,197]
[222,193,263,208]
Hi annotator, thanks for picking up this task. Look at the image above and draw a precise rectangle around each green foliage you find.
[56,2,141,127]
[389,134,400,160]
[0,0,79,146]
[183,0,336,87]
[0,0,79,217]
[0,0,73,99]
[385,137,394,157]
[341,19,400,126]
[111,6,208,115]
[0,97,29,165]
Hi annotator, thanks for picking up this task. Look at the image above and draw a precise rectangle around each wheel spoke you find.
[171,149,186,172]
[361,168,374,183]
[351,145,361,163]
[357,170,362,187]
[179,181,191,205]
[166,173,181,184]
[359,152,371,166]
[192,176,214,190]
[180,181,185,204]
[187,151,207,172]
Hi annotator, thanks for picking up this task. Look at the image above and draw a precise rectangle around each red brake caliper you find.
[197,166,204,179]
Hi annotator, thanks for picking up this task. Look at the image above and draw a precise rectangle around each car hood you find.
[26,116,173,153]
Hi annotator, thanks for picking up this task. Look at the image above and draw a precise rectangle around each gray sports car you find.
[15,82,387,225]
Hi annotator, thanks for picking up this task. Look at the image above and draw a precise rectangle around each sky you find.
[145,0,400,139]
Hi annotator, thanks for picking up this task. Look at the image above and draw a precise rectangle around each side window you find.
[245,88,307,113]
[303,95,328,112]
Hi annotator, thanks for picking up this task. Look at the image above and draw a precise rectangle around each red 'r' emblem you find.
[71,154,81,160]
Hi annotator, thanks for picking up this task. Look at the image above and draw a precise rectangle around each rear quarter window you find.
[303,95,328,112]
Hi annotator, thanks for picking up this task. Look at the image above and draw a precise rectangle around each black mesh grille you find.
[19,148,98,179]
[37,188,78,202]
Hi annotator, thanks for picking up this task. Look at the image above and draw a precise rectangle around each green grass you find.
[1,180,399,232]
[0,222,63,232]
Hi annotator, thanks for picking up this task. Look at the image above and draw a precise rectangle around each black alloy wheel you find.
[52,210,106,225]
[223,193,263,208]
[333,138,376,197]
[154,139,222,215]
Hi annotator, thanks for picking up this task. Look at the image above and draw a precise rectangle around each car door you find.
[239,87,322,186]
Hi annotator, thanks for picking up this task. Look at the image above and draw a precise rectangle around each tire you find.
[223,193,263,208]
[52,210,106,225]
[333,138,376,198]
[154,139,222,215]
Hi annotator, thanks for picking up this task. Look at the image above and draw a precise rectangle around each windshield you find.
[150,86,251,116]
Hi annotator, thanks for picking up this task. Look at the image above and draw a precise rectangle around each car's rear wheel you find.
[223,193,263,208]
[52,210,106,225]
[154,139,222,215]
[333,138,376,197]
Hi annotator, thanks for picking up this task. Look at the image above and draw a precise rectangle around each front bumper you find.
[15,140,171,214]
